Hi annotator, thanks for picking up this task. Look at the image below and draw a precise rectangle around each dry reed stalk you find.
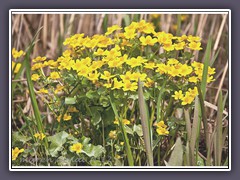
[32,15,43,58]
[195,14,208,61]
[117,14,123,26]
[43,14,48,49]
[16,15,24,51]
[189,14,196,35]
[66,14,76,37]
[12,15,21,35]
[209,61,228,119]
[165,14,172,33]
[96,14,105,34]
[212,14,228,63]
[77,14,84,33]
[60,14,64,37]
[209,15,217,37]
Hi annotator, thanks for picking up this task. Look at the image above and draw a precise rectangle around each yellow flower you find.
[122,80,138,92]
[181,92,195,105]
[126,56,147,68]
[37,88,48,94]
[188,42,202,50]
[156,127,169,135]
[100,71,115,81]
[114,118,130,125]
[87,71,100,82]
[144,62,156,70]
[167,58,179,65]
[34,132,46,140]
[54,84,64,94]
[188,87,198,98]
[123,28,137,39]
[189,76,198,83]
[155,121,169,135]
[68,106,79,113]
[57,113,72,122]
[122,119,131,125]
[172,90,184,100]
[63,114,72,121]
[105,25,122,35]
[179,64,193,76]
[174,42,185,50]
[112,78,123,90]
[187,35,201,42]
[163,42,174,51]
[144,78,154,88]
[94,48,105,56]
[12,61,21,74]
[32,56,47,62]
[109,130,117,139]
[12,48,25,59]
[12,147,24,161]
[70,143,83,153]
[31,74,40,81]
[49,72,60,80]
[139,35,158,46]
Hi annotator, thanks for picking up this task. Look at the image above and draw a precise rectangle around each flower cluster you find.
[34,132,46,140]
[155,121,169,135]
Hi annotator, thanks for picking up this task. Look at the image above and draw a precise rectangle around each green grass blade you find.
[197,84,210,156]
[156,80,166,123]
[176,14,181,36]
[22,28,49,152]
[184,108,192,142]
[138,80,153,166]
[167,137,183,166]
[201,37,212,99]
[215,91,223,166]
[210,48,220,66]
[109,92,134,166]
[189,97,200,166]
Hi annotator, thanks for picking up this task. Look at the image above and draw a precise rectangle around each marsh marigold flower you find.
[12,61,21,74]
[12,147,24,161]
[70,143,83,153]
[34,132,46,140]
[12,48,25,59]
[31,74,40,81]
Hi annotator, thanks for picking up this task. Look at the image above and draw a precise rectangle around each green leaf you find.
[86,90,100,100]
[48,131,69,157]
[133,124,143,137]
[12,132,31,144]
[90,107,102,126]
[124,125,134,135]
[82,144,105,158]
[167,137,183,166]
[102,107,115,126]
[65,97,76,105]
[90,159,102,166]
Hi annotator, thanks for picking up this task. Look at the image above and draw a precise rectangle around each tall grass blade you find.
[167,137,183,166]
[22,27,49,152]
[156,80,166,123]
[215,91,223,166]
[138,79,153,166]
[201,37,212,99]
[109,92,134,166]
[190,97,200,166]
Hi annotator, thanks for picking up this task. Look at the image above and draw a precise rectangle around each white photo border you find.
[9,9,231,171]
